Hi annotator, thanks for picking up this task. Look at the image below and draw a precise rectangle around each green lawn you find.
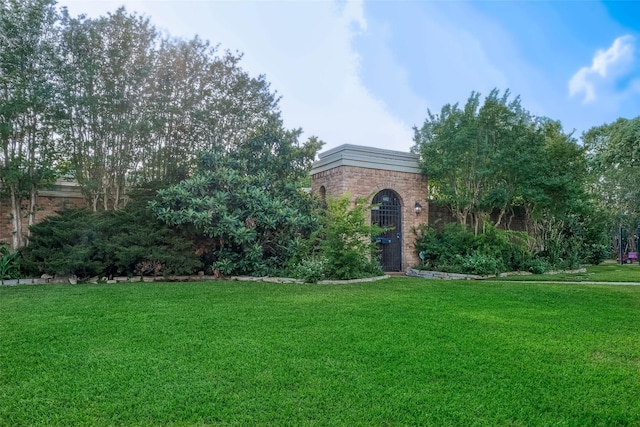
[1,278,640,426]
[495,263,640,282]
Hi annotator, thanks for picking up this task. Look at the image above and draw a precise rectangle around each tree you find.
[414,89,605,266]
[583,117,640,231]
[413,89,539,234]
[138,37,281,185]
[0,0,60,250]
[58,8,156,211]
[150,121,323,276]
[59,8,283,204]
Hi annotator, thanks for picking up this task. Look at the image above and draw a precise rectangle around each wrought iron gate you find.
[371,189,402,271]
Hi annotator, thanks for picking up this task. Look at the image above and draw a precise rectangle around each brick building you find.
[311,144,428,271]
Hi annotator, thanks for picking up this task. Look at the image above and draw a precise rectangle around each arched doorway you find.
[371,189,402,271]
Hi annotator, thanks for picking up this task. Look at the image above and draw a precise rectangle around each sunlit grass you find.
[1,278,639,425]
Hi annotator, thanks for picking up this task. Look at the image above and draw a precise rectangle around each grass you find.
[495,262,640,282]
[1,278,640,426]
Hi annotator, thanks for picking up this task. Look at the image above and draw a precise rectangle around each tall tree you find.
[0,0,60,249]
[138,37,281,185]
[583,117,640,231]
[413,89,539,234]
[59,7,156,210]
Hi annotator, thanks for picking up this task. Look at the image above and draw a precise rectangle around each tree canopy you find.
[583,117,640,230]
[0,1,291,249]
[413,89,610,266]
[413,90,587,232]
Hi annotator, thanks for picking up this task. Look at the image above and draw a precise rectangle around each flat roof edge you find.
[311,144,422,175]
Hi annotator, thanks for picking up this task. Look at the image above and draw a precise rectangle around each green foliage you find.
[151,122,322,276]
[526,257,553,275]
[533,198,611,269]
[461,253,503,276]
[58,8,286,210]
[413,89,550,231]
[0,244,20,280]
[20,204,203,279]
[290,257,329,284]
[0,0,62,249]
[413,90,590,256]
[583,117,640,248]
[414,223,533,275]
[312,194,384,280]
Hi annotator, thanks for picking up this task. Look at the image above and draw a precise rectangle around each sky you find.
[56,0,640,153]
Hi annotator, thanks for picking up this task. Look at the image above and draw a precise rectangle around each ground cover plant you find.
[1,278,639,426]
[494,262,640,283]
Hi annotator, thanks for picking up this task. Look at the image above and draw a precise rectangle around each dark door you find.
[371,189,402,271]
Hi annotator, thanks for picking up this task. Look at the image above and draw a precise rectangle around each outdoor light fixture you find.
[415,202,422,215]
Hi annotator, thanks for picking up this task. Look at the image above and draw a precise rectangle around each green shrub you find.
[414,223,475,271]
[150,128,322,277]
[0,243,20,280]
[414,223,533,274]
[291,257,328,283]
[20,204,203,279]
[294,193,384,281]
[461,253,504,276]
[526,257,553,274]
[319,194,384,280]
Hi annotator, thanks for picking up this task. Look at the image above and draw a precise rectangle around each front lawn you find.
[1,278,639,426]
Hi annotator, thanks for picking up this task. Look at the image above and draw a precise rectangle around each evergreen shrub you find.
[20,203,203,279]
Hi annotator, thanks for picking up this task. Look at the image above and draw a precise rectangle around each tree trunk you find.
[9,187,24,251]
[26,185,37,242]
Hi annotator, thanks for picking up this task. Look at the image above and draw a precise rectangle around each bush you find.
[414,223,533,275]
[150,127,322,277]
[20,204,203,279]
[0,243,20,280]
[526,257,552,274]
[291,193,384,281]
[461,254,504,276]
[414,223,475,271]
[318,194,384,280]
[291,257,328,283]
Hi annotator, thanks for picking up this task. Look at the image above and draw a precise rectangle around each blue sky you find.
[57,0,640,153]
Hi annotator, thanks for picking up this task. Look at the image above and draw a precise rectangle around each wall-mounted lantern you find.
[414,202,422,215]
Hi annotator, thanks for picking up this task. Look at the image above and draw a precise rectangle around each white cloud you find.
[569,35,635,104]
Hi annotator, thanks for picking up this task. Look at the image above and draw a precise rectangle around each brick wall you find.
[0,181,85,245]
[312,164,428,270]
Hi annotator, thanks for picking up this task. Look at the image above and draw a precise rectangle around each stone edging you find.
[406,269,482,280]
[229,275,391,285]
[0,275,220,286]
[1,274,392,286]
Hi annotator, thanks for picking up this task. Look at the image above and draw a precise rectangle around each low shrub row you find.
[412,223,591,275]
[19,203,204,279]
[14,192,383,283]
